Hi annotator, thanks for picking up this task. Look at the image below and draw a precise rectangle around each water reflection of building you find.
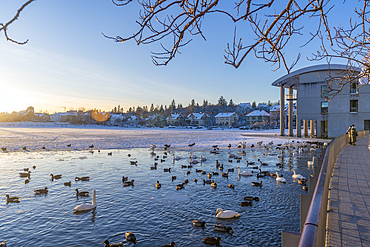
[272,64,370,138]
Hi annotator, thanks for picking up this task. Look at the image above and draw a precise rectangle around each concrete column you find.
[316,120,321,138]
[280,86,285,136]
[296,117,301,137]
[310,120,315,137]
[303,120,308,137]
[288,87,294,137]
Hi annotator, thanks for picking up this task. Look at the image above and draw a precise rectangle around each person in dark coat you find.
[350,124,358,145]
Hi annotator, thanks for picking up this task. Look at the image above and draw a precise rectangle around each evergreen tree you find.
[218,96,227,106]
[228,99,234,106]
[150,104,154,113]
[252,101,256,109]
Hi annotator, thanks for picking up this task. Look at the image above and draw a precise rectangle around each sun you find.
[0,85,35,113]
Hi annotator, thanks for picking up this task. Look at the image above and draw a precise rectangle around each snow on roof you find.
[238,103,251,108]
[188,113,209,119]
[167,113,183,120]
[246,110,270,117]
[270,105,280,111]
[257,103,267,108]
[215,112,237,118]
[51,112,77,116]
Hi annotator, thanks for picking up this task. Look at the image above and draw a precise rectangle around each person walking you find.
[346,125,353,145]
[350,124,358,145]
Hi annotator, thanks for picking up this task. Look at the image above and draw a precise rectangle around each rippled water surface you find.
[0,145,322,246]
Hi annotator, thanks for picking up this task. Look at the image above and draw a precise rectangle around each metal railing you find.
[298,130,369,247]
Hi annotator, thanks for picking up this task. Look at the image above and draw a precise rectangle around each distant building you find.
[166,113,185,126]
[238,103,251,109]
[186,113,211,126]
[246,110,270,126]
[34,113,50,122]
[214,112,239,126]
[50,111,77,122]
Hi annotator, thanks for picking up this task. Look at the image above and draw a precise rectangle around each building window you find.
[321,102,328,114]
[321,85,329,98]
[258,116,262,120]
[365,120,370,130]
[350,100,358,113]
[350,82,358,94]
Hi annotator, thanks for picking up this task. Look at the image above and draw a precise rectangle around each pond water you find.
[0,145,321,247]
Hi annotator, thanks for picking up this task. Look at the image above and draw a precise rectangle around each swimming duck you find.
[122,176,128,182]
[123,180,134,187]
[102,239,124,247]
[75,189,89,196]
[193,220,206,227]
[194,178,198,183]
[211,182,217,189]
[221,172,229,178]
[50,174,62,180]
[216,208,241,219]
[201,170,206,175]
[228,184,235,189]
[202,237,221,245]
[32,165,36,169]
[214,224,234,233]
[130,161,138,165]
[187,171,191,175]
[19,171,31,177]
[184,179,189,184]
[64,181,72,186]
[34,187,48,194]
[1,147,6,151]
[74,190,96,212]
[244,196,260,201]
[203,179,213,184]
[160,241,175,247]
[176,183,185,190]
[251,181,263,186]
[155,180,161,189]
[125,232,137,243]
[240,201,253,206]
[212,172,219,176]
[164,168,171,172]
[171,176,176,182]
[6,194,20,203]
[207,173,212,179]
[23,168,29,171]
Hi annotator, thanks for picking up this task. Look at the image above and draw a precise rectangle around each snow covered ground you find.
[0,122,327,152]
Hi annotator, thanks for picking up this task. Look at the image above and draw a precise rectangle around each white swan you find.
[216,208,241,219]
[236,167,253,176]
[172,154,181,161]
[292,170,305,180]
[237,142,247,149]
[200,156,207,162]
[74,190,96,212]
[275,173,286,183]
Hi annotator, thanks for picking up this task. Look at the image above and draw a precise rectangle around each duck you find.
[160,241,176,247]
[75,189,89,196]
[201,170,206,175]
[207,173,212,179]
[64,181,72,186]
[202,237,221,245]
[216,208,241,219]
[32,165,36,169]
[276,173,286,183]
[34,187,48,194]
[1,147,6,151]
[192,220,206,227]
[74,190,96,212]
[292,170,306,180]
[125,232,137,243]
[171,176,177,182]
[212,172,219,176]
[203,179,213,184]
[240,201,253,206]
[102,239,124,247]
[89,144,94,149]
[130,160,138,165]
[164,168,171,172]
[184,179,189,184]
[6,194,20,203]
[80,176,90,181]
[50,174,62,180]
[24,179,29,184]
[228,184,235,189]
[236,167,252,176]
[214,224,234,234]
[211,182,217,189]
[0,240,6,247]
[23,168,29,171]
[187,171,191,175]
[244,196,260,201]
[155,180,161,189]
[221,172,229,178]
[122,176,128,182]
[193,178,198,183]
[19,171,31,177]
[227,168,234,172]
[176,183,185,190]
[251,181,263,186]
[123,180,135,187]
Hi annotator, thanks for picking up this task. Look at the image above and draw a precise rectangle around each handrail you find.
[298,130,369,247]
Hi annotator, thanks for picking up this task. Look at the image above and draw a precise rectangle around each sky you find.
[0,0,357,113]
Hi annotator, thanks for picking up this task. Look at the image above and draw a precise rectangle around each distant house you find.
[238,103,252,109]
[257,103,269,111]
[269,105,280,127]
[109,113,124,126]
[34,113,50,122]
[166,113,185,126]
[214,112,239,126]
[50,111,77,123]
[186,113,211,126]
[126,115,140,125]
[246,110,270,126]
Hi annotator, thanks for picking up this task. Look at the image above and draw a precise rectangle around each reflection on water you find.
[0,145,322,246]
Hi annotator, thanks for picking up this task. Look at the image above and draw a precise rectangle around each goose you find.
[73,190,96,212]
[176,183,185,190]
[236,167,252,176]
[75,189,89,196]
[125,232,137,243]
[155,180,161,189]
[244,196,260,201]
[50,174,62,180]
[160,241,176,247]
[215,208,241,219]
[203,237,221,245]
[192,220,206,227]
[240,201,253,206]
[251,181,263,186]
[276,173,286,183]
[34,187,48,194]
[211,182,217,189]
[292,170,306,180]
[102,240,124,247]
[6,194,20,203]
[64,181,72,186]
[19,171,31,177]
[123,180,134,187]
[214,224,234,233]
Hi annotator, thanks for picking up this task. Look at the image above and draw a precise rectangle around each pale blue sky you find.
[0,1,355,113]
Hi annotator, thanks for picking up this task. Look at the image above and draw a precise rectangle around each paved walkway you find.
[327,136,370,246]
